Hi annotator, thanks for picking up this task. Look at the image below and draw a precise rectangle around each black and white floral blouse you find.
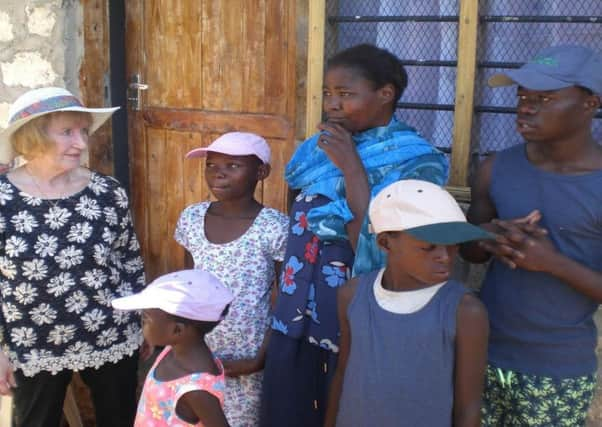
[0,172,145,376]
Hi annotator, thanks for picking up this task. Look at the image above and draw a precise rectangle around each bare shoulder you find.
[457,292,488,326]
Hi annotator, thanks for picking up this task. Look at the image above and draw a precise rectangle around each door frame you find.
[108,0,131,192]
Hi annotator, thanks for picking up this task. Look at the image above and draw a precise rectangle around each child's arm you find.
[178,390,230,427]
[184,251,194,269]
[222,329,271,377]
[288,187,300,213]
[324,277,359,427]
[272,260,282,306]
[460,156,498,264]
[453,293,489,427]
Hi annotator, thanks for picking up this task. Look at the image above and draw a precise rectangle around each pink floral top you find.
[135,346,226,427]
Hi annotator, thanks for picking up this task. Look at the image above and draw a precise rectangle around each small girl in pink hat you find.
[112,269,234,427]
[175,132,289,427]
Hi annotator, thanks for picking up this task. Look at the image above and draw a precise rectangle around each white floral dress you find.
[0,172,145,377]
[174,201,288,427]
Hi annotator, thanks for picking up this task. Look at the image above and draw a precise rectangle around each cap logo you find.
[531,56,558,67]
[9,95,83,124]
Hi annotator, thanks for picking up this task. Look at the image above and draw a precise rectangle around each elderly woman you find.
[0,87,145,427]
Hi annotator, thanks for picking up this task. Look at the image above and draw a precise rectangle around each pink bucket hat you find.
[112,269,233,322]
[185,131,271,164]
[0,87,119,164]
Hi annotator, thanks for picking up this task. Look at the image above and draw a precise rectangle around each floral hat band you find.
[9,95,84,124]
[0,87,120,164]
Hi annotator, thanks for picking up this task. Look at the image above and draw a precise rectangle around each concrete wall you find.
[0,0,83,130]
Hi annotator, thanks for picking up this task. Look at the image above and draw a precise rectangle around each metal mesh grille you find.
[326,0,602,176]
[474,1,602,160]
[325,1,460,155]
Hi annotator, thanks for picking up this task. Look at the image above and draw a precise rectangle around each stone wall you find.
[0,1,86,425]
[0,0,83,129]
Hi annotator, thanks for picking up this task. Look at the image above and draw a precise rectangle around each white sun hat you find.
[0,86,120,163]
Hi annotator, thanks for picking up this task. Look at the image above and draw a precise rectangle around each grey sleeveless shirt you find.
[336,270,468,427]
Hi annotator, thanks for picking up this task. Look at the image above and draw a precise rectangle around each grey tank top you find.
[336,270,468,427]
[482,143,602,377]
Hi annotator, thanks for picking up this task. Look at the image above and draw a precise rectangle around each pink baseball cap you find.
[185,132,271,164]
[111,269,233,322]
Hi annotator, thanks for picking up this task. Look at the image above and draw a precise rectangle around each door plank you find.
[126,0,297,279]
[129,112,149,264]
[145,127,168,279]
[142,109,292,137]
[163,130,190,273]
[145,0,203,108]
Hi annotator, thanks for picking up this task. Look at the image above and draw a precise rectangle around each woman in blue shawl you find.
[259,44,449,427]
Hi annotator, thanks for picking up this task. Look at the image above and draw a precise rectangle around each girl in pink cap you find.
[112,269,233,427]
[175,132,289,427]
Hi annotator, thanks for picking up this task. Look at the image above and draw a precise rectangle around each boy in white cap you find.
[325,179,490,427]
[112,269,233,427]
[463,45,602,426]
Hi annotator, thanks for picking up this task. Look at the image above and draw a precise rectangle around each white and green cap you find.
[369,179,493,245]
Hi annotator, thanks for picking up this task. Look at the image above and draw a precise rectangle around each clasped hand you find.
[479,210,557,272]
[317,122,363,174]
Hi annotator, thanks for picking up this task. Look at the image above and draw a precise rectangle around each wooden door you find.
[125,1,297,281]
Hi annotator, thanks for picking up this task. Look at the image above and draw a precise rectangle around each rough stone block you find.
[1,52,57,87]
[0,11,14,42]
[26,5,56,37]
[0,102,10,129]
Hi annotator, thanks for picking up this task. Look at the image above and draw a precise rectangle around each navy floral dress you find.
[271,192,354,353]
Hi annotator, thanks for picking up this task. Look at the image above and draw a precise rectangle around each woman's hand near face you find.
[317,122,364,175]
[0,351,16,395]
[317,122,370,250]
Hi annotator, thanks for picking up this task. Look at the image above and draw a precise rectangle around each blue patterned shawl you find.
[285,118,449,275]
